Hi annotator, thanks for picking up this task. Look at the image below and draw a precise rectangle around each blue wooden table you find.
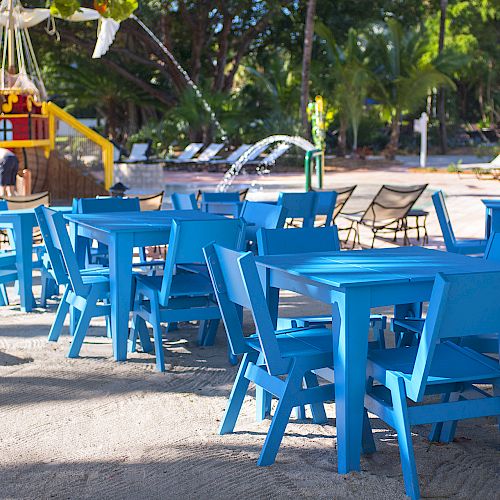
[65,210,226,362]
[255,246,500,475]
[482,198,500,237]
[0,206,71,311]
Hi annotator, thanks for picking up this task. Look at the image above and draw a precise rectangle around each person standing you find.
[0,147,19,197]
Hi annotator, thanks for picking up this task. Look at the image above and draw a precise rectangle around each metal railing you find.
[47,102,113,189]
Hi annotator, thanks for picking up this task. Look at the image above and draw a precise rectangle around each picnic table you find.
[0,206,71,311]
[255,246,500,475]
[65,210,226,362]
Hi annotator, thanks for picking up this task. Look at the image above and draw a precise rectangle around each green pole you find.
[315,152,323,188]
[304,151,312,191]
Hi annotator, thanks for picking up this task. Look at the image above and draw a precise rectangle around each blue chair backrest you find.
[74,197,140,214]
[408,270,500,401]
[42,207,87,295]
[277,192,316,227]
[203,243,289,376]
[0,200,7,211]
[171,193,199,210]
[257,226,340,256]
[34,206,69,285]
[313,191,338,226]
[432,190,456,250]
[201,192,241,203]
[484,231,500,262]
[159,218,245,306]
[240,201,286,230]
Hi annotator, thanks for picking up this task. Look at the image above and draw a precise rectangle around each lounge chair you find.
[121,142,152,163]
[312,186,357,232]
[166,143,204,163]
[209,144,252,165]
[248,143,291,167]
[137,192,164,211]
[342,184,427,247]
[183,143,224,163]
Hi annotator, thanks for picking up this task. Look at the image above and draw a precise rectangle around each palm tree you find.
[365,19,455,158]
[315,24,370,154]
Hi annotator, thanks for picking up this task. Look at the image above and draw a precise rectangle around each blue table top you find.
[65,209,226,233]
[0,206,71,216]
[256,246,500,288]
[482,199,500,209]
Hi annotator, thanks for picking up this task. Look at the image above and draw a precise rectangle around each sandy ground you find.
[1,167,500,499]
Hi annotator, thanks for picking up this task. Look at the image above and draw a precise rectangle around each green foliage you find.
[33,0,497,152]
[49,0,138,21]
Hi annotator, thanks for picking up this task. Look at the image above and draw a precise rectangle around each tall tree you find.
[366,19,455,158]
[300,0,317,137]
[437,0,448,153]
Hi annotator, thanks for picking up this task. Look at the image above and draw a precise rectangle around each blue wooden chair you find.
[201,192,240,203]
[203,243,375,465]
[432,190,487,255]
[312,190,337,227]
[0,249,16,306]
[393,230,500,355]
[0,199,15,305]
[40,207,114,358]
[277,192,317,228]
[364,271,500,500]
[130,218,245,372]
[171,192,199,211]
[240,201,286,251]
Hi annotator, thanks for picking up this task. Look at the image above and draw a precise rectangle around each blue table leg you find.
[108,234,134,361]
[70,226,88,334]
[332,288,370,474]
[14,219,35,312]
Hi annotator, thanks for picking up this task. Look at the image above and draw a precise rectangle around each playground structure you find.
[0,0,116,199]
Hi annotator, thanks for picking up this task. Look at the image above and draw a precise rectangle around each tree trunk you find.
[385,114,401,160]
[337,116,348,157]
[437,0,448,154]
[299,0,316,138]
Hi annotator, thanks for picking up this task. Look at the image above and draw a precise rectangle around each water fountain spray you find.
[131,14,228,142]
[216,135,316,192]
